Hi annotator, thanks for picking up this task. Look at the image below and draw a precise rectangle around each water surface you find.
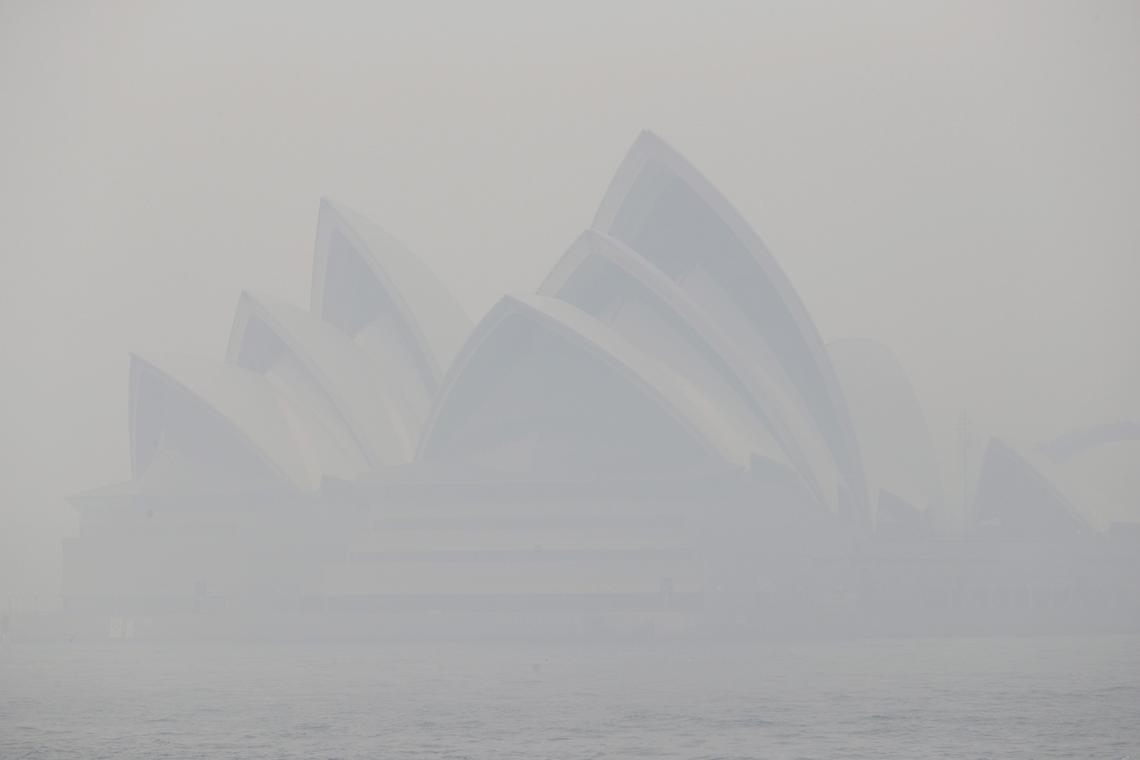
[2,636,1137,758]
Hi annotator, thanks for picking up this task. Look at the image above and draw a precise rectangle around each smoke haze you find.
[2,0,1138,603]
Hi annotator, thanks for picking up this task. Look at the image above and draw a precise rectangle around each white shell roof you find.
[541,229,834,508]
[227,291,416,466]
[129,353,318,490]
[829,338,945,529]
[310,198,470,382]
[85,133,980,524]
[418,293,759,471]
[594,131,867,520]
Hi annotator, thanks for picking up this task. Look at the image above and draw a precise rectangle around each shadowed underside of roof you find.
[541,229,837,510]
[310,199,471,378]
[128,353,318,491]
[592,131,866,521]
[829,338,944,530]
[309,199,471,442]
[226,291,415,466]
[418,294,757,480]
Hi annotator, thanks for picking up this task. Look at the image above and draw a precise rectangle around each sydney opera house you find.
[64,133,1139,640]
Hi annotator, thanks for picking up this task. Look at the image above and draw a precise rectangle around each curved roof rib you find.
[310,199,471,450]
[129,353,317,491]
[829,338,945,531]
[540,229,835,508]
[226,292,414,466]
[594,131,866,519]
[418,294,756,479]
[310,198,471,386]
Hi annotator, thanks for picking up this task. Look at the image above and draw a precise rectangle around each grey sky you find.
[2,0,1138,597]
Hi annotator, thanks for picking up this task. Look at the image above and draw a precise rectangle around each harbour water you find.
[2,635,1138,759]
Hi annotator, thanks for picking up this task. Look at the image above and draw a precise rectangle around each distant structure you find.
[65,133,1138,640]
